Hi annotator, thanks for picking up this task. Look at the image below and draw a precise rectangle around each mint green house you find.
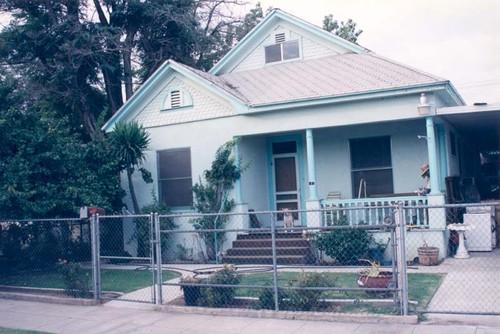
[103,10,499,260]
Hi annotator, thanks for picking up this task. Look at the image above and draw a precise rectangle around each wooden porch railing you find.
[321,195,429,227]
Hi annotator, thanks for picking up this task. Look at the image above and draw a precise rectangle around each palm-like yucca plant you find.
[109,121,152,214]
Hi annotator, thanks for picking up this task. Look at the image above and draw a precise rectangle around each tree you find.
[109,121,152,214]
[0,1,257,137]
[192,140,243,261]
[323,14,363,43]
[0,73,124,219]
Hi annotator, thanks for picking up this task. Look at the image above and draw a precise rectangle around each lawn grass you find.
[238,271,444,307]
[0,268,180,293]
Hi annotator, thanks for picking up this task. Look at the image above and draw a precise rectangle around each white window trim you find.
[263,30,302,65]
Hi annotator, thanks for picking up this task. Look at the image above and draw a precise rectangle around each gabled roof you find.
[214,52,454,107]
[103,9,464,131]
[209,9,368,75]
[102,59,248,132]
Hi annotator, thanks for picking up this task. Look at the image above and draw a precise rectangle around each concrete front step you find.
[232,239,310,248]
[221,255,307,265]
[237,232,304,240]
[222,232,314,265]
[225,246,310,257]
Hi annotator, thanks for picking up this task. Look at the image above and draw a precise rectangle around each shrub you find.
[258,272,336,311]
[57,259,91,298]
[313,218,373,265]
[201,265,240,307]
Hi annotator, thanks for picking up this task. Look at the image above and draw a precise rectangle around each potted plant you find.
[180,276,203,306]
[357,259,394,289]
[417,241,439,266]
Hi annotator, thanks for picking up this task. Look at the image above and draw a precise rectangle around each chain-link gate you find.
[92,214,163,304]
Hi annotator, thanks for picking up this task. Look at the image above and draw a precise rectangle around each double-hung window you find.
[350,136,394,197]
[264,32,300,64]
[158,148,193,208]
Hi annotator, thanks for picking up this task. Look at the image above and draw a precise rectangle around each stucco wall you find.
[313,119,428,200]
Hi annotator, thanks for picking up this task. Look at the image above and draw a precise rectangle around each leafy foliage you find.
[258,272,335,311]
[132,193,176,258]
[0,1,262,136]
[313,218,373,265]
[323,14,363,43]
[192,140,243,261]
[57,259,91,298]
[109,121,152,214]
[200,265,240,307]
[0,75,124,219]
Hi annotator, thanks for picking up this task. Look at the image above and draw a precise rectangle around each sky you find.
[251,0,500,105]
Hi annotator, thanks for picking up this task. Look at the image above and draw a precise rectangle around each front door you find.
[272,141,300,223]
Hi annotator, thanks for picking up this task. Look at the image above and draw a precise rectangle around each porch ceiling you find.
[438,106,500,147]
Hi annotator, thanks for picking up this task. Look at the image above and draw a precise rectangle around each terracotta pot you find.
[357,271,393,288]
[418,246,439,266]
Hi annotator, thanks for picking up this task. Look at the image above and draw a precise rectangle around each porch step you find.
[225,246,310,257]
[221,232,315,265]
[232,238,310,248]
[221,255,307,265]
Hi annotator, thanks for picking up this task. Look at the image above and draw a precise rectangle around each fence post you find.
[154,213,163,305]
[271,212,279,311]
[395,202,409,316]
[91,214,101,300]
[149,213,156,304]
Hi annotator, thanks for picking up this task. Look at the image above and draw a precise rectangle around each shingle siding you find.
[135,77,234,128]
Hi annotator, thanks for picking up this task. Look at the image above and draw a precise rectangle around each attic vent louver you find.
[170,90,181,108]
[275,32,286,43]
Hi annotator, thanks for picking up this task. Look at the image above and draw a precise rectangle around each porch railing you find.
[321,195,429,227]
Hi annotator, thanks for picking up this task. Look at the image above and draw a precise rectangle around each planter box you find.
[357,272,393,288]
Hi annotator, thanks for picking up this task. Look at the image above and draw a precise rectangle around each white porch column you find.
[305,129,318,200]
[418,94,446,234]
[425,116,441,195]
[305,129,321,228]
[234,138,242,204]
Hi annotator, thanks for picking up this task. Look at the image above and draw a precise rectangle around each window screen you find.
[158,148,192,207]
[350,136,393,197]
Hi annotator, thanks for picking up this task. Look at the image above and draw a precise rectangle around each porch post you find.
[234,137,243,204]
[425,116,441,195]
[305,129,318,200]
[437,124,447,192]
[305,129,321,228]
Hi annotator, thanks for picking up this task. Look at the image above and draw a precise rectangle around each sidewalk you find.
[1,298,500,334]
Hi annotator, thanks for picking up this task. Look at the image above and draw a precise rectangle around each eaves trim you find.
[241,82,452,114]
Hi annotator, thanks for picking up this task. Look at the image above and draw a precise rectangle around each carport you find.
[437,102,500,202]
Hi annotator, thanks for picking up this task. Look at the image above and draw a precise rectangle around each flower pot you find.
[182,286,201,306]
[418,246,439,266]
[357,271,393,288]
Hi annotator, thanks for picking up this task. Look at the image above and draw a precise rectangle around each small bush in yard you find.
[57,259,91,298]
[258,272,336,311]
[201,265,240,307]
[313,218,373,265]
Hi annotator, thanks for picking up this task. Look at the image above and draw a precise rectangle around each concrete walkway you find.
[1,298,500,334]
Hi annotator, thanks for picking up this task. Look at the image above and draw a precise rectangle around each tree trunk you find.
[126,166,140,214]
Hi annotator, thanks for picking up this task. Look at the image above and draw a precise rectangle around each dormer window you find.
[264,31,300,64]
[162,88,193,111]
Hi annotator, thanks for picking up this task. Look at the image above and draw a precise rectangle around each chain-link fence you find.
[1,201,499,317]
[0,218,92,298]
